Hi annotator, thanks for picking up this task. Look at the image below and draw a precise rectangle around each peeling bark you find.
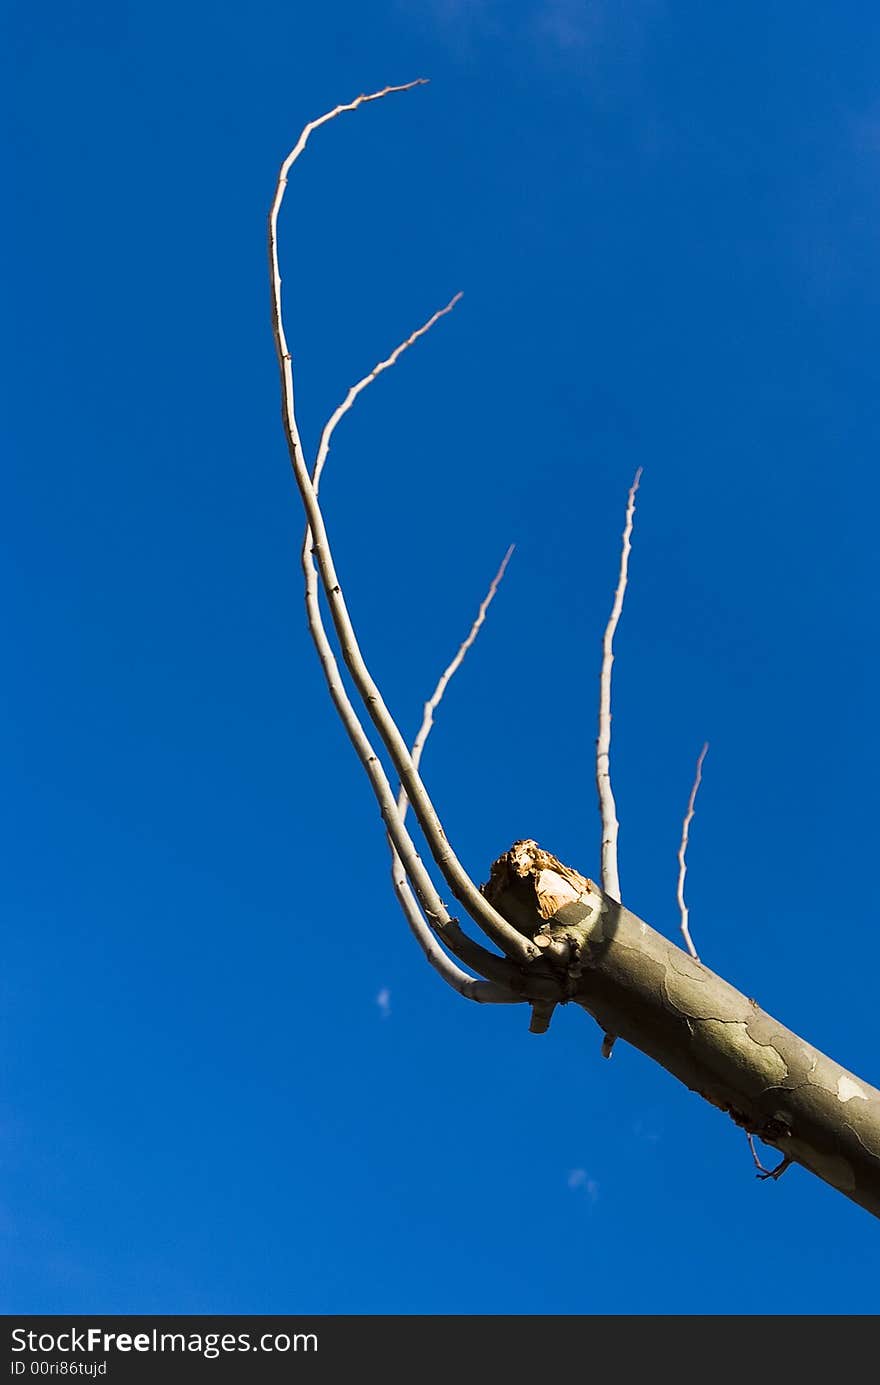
[483,840,880,1219]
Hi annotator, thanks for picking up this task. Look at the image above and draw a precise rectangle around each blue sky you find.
[4,0,880,1314]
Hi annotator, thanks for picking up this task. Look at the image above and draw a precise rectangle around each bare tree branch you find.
[263,96,880,1222]
[385,547,520,1000]
[265,94,880,1221]
[596,467,642,904]
[301,471,519,1002]
[747,1132,793,1182]
[677,742,708,961]
[595,470,641,1058]
[297,317,523,1001]
[307,297,523,1002]
[271,81,429,199]
[304,294,518,1000]
[268,84,540,966]
[269,84,521,994]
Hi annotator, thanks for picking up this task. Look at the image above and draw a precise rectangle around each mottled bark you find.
[484,840,880,1219]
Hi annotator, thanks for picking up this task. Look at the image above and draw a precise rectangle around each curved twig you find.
[677,742,708,961]
[313,294,463,496]
[400,544,514,813]
[268,85,539,965]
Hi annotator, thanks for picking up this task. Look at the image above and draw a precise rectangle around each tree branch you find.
[387,546,519,999]
[266,93,880,1223]
[271,81,429,201]
[268,85,540,967]
[307,295,518,1000]
[300,466,519,1002]
[298,316,523,1001]
[485,839,880,1221]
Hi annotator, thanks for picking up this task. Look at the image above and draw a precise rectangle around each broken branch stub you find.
[483,839,880,1220]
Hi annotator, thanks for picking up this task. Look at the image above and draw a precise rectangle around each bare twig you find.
[747,1133,793,1182]
[677,742,708,961]
[595,469,642,1058]
[268,84,540,966]
[399,545,513,814]
[313,295,463,497]
[596,468,641,904]
[271,81,428,200]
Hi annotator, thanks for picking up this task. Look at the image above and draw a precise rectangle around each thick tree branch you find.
[485,839,880,1221]
[268,85,540,967]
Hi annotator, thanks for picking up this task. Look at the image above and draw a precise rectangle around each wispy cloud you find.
[567,1168,599,1201]
[376,987,391,1019]
[395,0,502,58]
[401,0,662,64]
[534,0,602,52]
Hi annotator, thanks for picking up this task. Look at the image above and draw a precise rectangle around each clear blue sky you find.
[4,0,880,1314]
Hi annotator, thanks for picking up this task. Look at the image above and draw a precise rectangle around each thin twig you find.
[747,1133,793,1182]
[398,545,514,815]
[595,469,641,1059]
[268,85,540,966]
[313,295,463,496]
[677,742,708,961]
[596,467,641,903]
[271,81,429,204]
